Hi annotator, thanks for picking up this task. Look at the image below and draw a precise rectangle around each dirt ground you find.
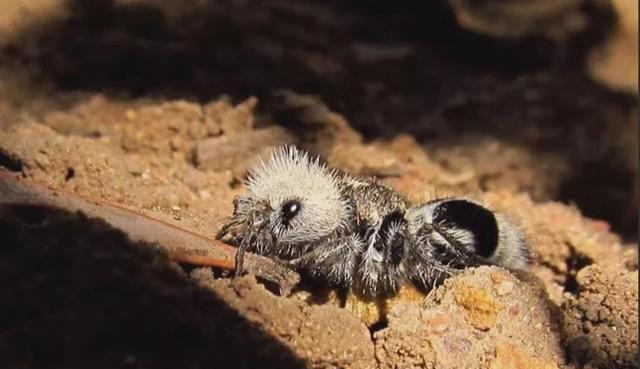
[0,1,637,369]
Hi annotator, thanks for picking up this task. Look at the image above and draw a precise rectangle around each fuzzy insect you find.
[217,146,530,299]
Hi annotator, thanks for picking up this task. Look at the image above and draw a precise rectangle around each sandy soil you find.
[0,1,637,369]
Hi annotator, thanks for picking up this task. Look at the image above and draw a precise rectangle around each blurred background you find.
[0,0,637,240]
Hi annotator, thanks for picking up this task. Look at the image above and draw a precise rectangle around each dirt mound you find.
[1,94,637,368]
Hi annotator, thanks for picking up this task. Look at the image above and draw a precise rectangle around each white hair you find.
[246,146,348,244]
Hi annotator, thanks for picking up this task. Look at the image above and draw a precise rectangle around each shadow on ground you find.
[0,204,307,369]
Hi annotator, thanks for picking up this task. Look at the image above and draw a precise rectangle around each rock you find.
[563,264,639,369]
[203,97,257,135]
[328,143,405,177]
[271,90,362,153]
[454,282,503,331]
[374,267,566,369]
[489,344,559,369]
[195,126,295,172]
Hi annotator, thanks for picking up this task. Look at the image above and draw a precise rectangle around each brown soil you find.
[0,1,637,369]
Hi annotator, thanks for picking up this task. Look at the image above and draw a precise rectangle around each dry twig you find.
[0,171,300,295]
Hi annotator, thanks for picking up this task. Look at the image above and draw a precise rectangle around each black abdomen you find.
[432,199,499,258]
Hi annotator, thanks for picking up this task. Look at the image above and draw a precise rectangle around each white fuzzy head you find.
[245,146,348,244]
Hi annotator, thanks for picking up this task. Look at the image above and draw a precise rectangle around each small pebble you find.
[496,281,515,296]
[125,109,137,121]
[34,153,50,168]
[169,137,182,151]
[490,271,505,284]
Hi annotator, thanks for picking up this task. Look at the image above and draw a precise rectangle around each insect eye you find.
[281,199,301,225]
